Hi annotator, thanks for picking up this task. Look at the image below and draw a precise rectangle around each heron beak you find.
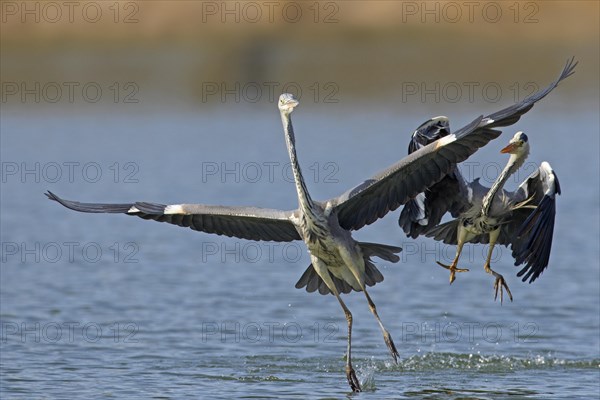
[500,143,517,153]
[281,100,299,113]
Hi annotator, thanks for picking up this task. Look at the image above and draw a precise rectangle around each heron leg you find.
[341,250,399,365]
[334,293,361,392]
[484,231,513,304]
[363,289,399,364]
[312,259,361,392]
[436,232,469,284]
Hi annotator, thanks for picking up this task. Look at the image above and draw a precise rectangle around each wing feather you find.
[510,163,560,282]
[399,58,575,238]
[333,118,501,231]
[46,191,301,242]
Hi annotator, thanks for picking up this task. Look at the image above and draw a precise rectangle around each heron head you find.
[501,131,529,155]
[415,116,449,133]
[431,115,450,128]
[278,93,299,114]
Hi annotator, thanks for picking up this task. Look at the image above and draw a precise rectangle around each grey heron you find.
[422,132,561,303]
[398,58,575,301]
[46,94,515,391]
[400,57,575,241]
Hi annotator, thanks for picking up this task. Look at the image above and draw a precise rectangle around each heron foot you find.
[346,365,361,392]
[484,264,513,304]
[493,274,513,304]
[436,261,469,284]
[383,330,399,364]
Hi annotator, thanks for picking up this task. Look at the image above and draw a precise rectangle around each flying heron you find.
[399,57,576,302]
[46,92,506,391]
[423,132,561,303]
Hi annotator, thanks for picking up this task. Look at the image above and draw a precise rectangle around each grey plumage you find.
[423,130,561,302]
[47,90,508,392]
[46,104,505,295]
[295,242,400,295]
[334,115,502,231]
[45,192,301,242]
[400,57,576,239]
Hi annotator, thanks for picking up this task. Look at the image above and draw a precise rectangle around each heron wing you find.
[399,57,576,238]
[483,57,577,128]
[424,218,461,245]
[505,162,561,283]
[407,118,451,153]
[333,116,501,231]
[401,119,471,238]
[399,170,471,238]
[46,191,301,242]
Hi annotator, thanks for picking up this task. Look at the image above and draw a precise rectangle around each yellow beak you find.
[500,142,518,153]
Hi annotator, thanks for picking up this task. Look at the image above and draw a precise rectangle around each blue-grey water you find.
[1,103,599,399]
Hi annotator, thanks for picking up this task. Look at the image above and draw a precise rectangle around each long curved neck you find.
[280,111,315,215]
[481,153,524,216]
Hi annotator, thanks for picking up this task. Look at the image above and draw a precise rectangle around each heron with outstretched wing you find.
[400,57,574,239]
[425,132,561,303]
[48,92,504,391]
[399,57,575,302]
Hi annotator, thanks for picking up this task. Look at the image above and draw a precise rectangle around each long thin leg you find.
[363,289,399,364]
[334,293,361,392]
[342,253,399,365]
[436,227,469,283]
[484,230,513,303]
[311,260,361,392]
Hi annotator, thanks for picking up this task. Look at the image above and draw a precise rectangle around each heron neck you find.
[482,153,524,216]
[281,112,315,215]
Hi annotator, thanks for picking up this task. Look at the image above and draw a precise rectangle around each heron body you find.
[423,132,561,302]
[295,209,362,289]
[278,95,400,390]
[279,100,370,293]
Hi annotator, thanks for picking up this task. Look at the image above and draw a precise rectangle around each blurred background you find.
[1,1,599,398]
[2,0,598,111]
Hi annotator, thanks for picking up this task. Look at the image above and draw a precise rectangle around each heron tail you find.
[358,242,402,262]
[294,242,401,295]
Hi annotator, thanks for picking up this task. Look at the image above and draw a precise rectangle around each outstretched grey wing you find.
[46,191,301,242]
[484,57,577,128]
[333,116,501,231]
[509,162,561,283]
[399,57,576,238]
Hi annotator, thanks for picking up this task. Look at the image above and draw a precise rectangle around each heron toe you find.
[436,261,469,284]
[384,330,399,364]
[493,275,514,304]
[346,365,361,392]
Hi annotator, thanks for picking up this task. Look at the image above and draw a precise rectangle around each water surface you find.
[1,105,598,398]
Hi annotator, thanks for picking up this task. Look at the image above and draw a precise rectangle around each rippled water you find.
[1,105,599,398]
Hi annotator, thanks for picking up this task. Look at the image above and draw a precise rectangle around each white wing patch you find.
[540,161,553,174]
[435,133,457,149]
[540,161,555,195]
[414,193,427,222]
[165,204,185,214]
[467,185,474,204]
[128,206,140,213]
